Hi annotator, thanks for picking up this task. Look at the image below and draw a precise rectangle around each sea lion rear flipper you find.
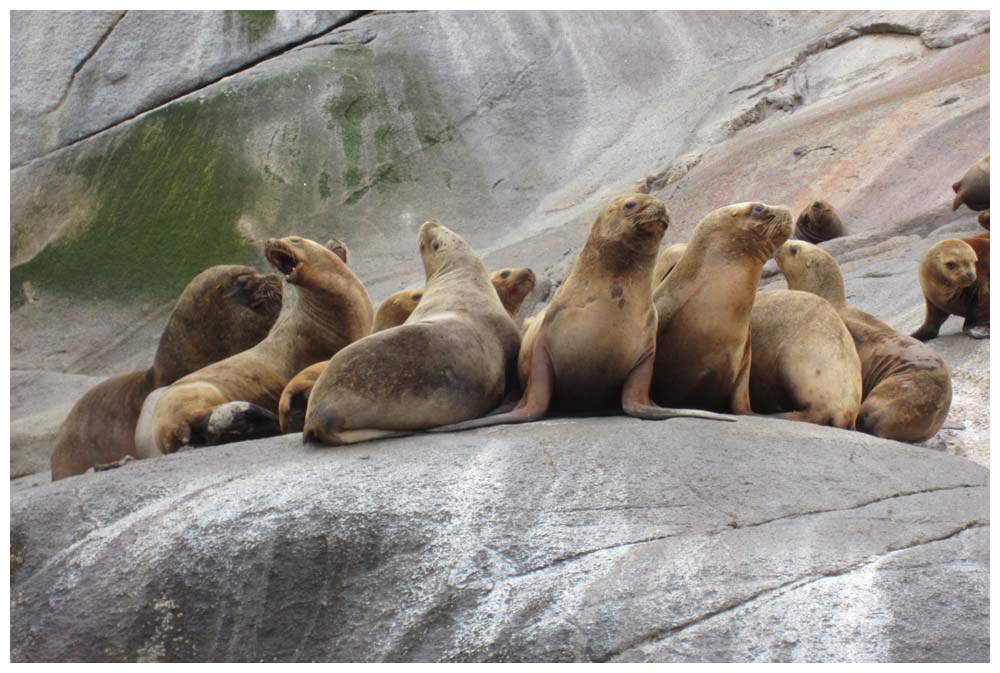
[622,352,735,423]
[429,337,555,433]
[200,402,281,445]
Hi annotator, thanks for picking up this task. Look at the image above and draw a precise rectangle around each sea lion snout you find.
[264,238,305,283]
[302,400,340,445]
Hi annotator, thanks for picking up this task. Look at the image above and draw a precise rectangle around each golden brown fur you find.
[50,266,282,479]
[652,243,687,286]
[952,153,989,212]
[911,237,989,341]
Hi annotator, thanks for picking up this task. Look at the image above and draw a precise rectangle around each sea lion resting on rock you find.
[776,241,952,442]
[952,153,989,212]
[429,194,731,434]
[135,237,373,454]
[49,266,282,480]
[911,237,989,341]
[651,202,793,413]
[302,221,523,444]
[277,267,536,433]
[793,200,846,244]
[749,290,862,429]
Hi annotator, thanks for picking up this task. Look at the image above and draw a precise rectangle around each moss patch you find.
[11,97,259,303]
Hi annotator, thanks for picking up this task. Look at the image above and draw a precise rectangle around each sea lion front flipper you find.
[428,335,555,433]
[911,300,950,342]
[963,321,990,339]
[621,352,735,422]
[199,401,282,445]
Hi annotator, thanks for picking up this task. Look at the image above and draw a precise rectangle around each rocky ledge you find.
[10,415,988,662]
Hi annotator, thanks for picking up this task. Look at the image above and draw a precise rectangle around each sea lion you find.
[652,243,687,286]
[776,240,952,442]
[749,289,862,428]
[135,237,373,454]
[978,209,989,230]
[302,220,523,445]
[277,268,536,433]
[651,202,793,412]
[49,266,282,480]
[428,194,731,434]
[911,237,989,341]
[793,200,846,244]
[490,267,536,320]
[952,153,989,212]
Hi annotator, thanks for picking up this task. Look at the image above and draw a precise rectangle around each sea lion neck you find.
[577,226,656,281]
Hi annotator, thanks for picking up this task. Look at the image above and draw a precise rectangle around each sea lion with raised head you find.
[911,237,989,341]
[302,221,523,444]
[135,237,373,454]
[749,289,862,428]
[652,243,687,286]
[776,240,952,442]
[50,266,282,480]
[793,200,846,244]
[651,202,793,412]
[428,194,731,434]
[490,267,536,320]
[952,153,989,212]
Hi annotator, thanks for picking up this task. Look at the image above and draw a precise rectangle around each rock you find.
[10,10,366,166]
[9,417,988,662]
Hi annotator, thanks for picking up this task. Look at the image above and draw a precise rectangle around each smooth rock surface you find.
[9,417,989,662]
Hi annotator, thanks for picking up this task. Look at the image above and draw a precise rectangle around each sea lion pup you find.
[302,221,522,445]
[49,266,282,480]
[428,194,731,434]
[793,199,846,244]
[371,288,425,333]
[490,267,536,320]
[910,236,989,341]
[749,290,862,428]
[651,202,793,413]
[135,237,373,454]
[776,241,952,442]
[952,153,989,212]
[652,243,687,286]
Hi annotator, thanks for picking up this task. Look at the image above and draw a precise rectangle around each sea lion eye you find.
[790,246,798,256]
[752,204,765,215]
[432,240,441,251]
[290,237,303,243]
[412,294,422,301]
[946,261,956,270]
[624,201,637,210]
[500,270,511,279]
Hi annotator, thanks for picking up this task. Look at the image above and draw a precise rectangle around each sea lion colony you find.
[50,155,989,479]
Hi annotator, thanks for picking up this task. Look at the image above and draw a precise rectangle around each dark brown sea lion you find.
[427,194,731,434]
[49,266,282,480]
[952,153,989,212]
[749,289,862,429]
[134,237,373,454]
[793,200,846,244]
[302,221,523,444]
[776,240,952,442]
[911,237,989,341]
[651,202,793,413]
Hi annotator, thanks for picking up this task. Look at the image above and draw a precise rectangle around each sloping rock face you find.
[9,418,989,662]
[9,10,990,473]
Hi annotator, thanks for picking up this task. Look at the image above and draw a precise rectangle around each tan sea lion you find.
[749,289,862,428]
[952,153,989,212]
[651,202,793,412]
[793,199,846,244]
[978,209,989,230]
[652,243,687,286]
[49,266,282,480]
[776,241,952,442]
[135,237,373,454]
[302,221,523,445]
[428,194,731,433]
[911,237,989,341]
[277,268,536,433]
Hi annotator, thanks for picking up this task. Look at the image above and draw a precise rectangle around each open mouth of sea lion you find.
[265,241,304,283]
[634,216,669,238]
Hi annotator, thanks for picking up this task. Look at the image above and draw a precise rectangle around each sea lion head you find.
[702,202,793,262]
[264,236,348,286]
[925,239,978,289]
[794,199,844,243]
[596,193,671,256]
[774,240,846,306]
[418,220,480,278]
[153,265,283,381]
[371,288,424,333]
[490,267,536,318]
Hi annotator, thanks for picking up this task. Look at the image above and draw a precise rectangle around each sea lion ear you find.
[325,239,348,263]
